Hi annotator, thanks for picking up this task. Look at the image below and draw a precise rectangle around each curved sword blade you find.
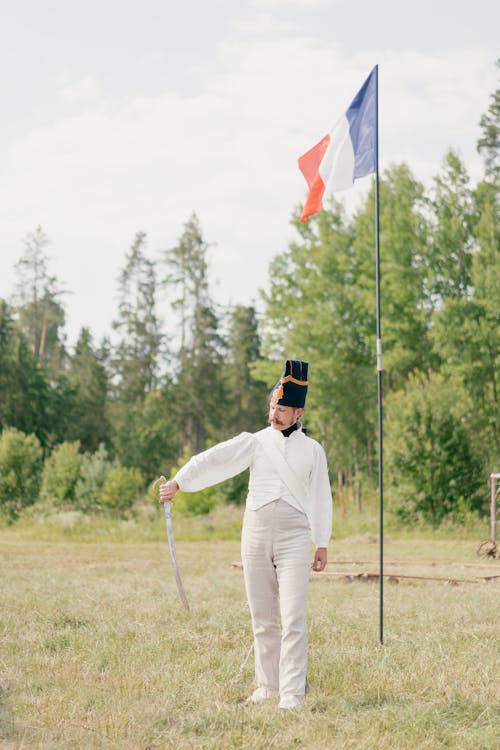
[164,501,190,610]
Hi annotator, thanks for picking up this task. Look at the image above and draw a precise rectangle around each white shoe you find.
[279,695,304,711]
[240,686,278,706]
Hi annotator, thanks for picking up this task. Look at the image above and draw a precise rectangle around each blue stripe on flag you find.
[346,66,377,180]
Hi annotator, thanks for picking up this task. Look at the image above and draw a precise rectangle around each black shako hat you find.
[270,359,309,408]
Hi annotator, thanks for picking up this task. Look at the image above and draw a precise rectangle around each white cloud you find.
[0,21,496,344]
[58,74,102,104]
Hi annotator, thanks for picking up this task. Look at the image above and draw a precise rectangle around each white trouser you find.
[241,499,311,700]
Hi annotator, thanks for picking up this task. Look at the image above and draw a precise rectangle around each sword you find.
[157,476,190,610]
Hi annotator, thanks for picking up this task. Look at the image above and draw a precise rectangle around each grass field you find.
[0,527,498,749]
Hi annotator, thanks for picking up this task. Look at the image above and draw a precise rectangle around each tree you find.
[385,373,485,526]
[175,304,227,452]
[352,164,434,391]
[222,305,269,434]
[113,386,180,483]
[12,226,66,375]
[0,428,43,520]
[163,215,227,453]
[428,150,477,302]
[470,182,500,461]
[163,213,209,360]
[110,232,164,464]
[43,372,79,449]
[432,76,500,469]
[477,59,500,183]
[66,328,110,452]
[261,201,375,492]
[474,67,500,457]
[99,466,143,515]
[111,232,163,401]
[0,299,50,444]
[40,441,83,508]
[74,444,117,513]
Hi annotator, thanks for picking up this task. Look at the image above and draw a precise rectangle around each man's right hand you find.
[159,480,179,504]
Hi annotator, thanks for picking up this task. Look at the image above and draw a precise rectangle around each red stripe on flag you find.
[298,134,330,222]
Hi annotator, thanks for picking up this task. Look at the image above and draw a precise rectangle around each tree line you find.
[0,68,498,526]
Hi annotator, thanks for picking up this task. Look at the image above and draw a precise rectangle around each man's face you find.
[268,403,303,430]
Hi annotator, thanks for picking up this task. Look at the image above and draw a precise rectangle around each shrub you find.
[385,373,485,526]
[168,447,218,516]
[173,484,218,516]
[99,466,143,514]
[74,444,117,512]
[40,441,83,507]
[0,428,43,520]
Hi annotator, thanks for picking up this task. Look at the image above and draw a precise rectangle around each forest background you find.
[0,70,498,537]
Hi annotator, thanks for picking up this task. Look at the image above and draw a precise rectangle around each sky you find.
[1,0,498,346]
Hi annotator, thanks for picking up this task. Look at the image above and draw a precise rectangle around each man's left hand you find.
[312,547,327,572]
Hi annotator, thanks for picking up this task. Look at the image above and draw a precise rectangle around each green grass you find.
[0,502,245,544]
[1,534,498,749]
[0,494,491,545]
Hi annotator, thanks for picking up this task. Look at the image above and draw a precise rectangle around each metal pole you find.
[374,64,384,645]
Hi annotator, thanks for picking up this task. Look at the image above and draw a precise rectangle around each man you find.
[159,359,333,711]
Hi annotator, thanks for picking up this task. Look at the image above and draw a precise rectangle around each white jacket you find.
[174,425,333,548]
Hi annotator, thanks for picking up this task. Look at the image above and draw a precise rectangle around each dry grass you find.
[0,535,498,749]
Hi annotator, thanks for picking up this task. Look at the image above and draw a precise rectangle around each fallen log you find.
[230,561,499,585]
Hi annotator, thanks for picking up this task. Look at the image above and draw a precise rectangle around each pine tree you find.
[163,214,226,453]
[110,232,164,466]
[12,226,66,375]
[0,299,50,443]
[66,328,110,452]
[112,232,163,401]
[223,305,269,434]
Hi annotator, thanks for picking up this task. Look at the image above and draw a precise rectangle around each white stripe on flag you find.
[320,115,356,197]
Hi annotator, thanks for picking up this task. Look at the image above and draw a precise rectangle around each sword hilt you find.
[154,475,167,503]
[155,475,178,505]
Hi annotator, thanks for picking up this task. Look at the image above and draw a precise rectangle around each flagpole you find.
[298,65,384,643]
[373,64,384,645]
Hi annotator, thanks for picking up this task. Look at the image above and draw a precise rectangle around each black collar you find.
[281,421,300,438]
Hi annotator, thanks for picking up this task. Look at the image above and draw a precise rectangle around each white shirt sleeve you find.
[173,432,255,492]
[308,442,333,548]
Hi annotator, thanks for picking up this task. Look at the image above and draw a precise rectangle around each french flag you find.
[298,66,378,222]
